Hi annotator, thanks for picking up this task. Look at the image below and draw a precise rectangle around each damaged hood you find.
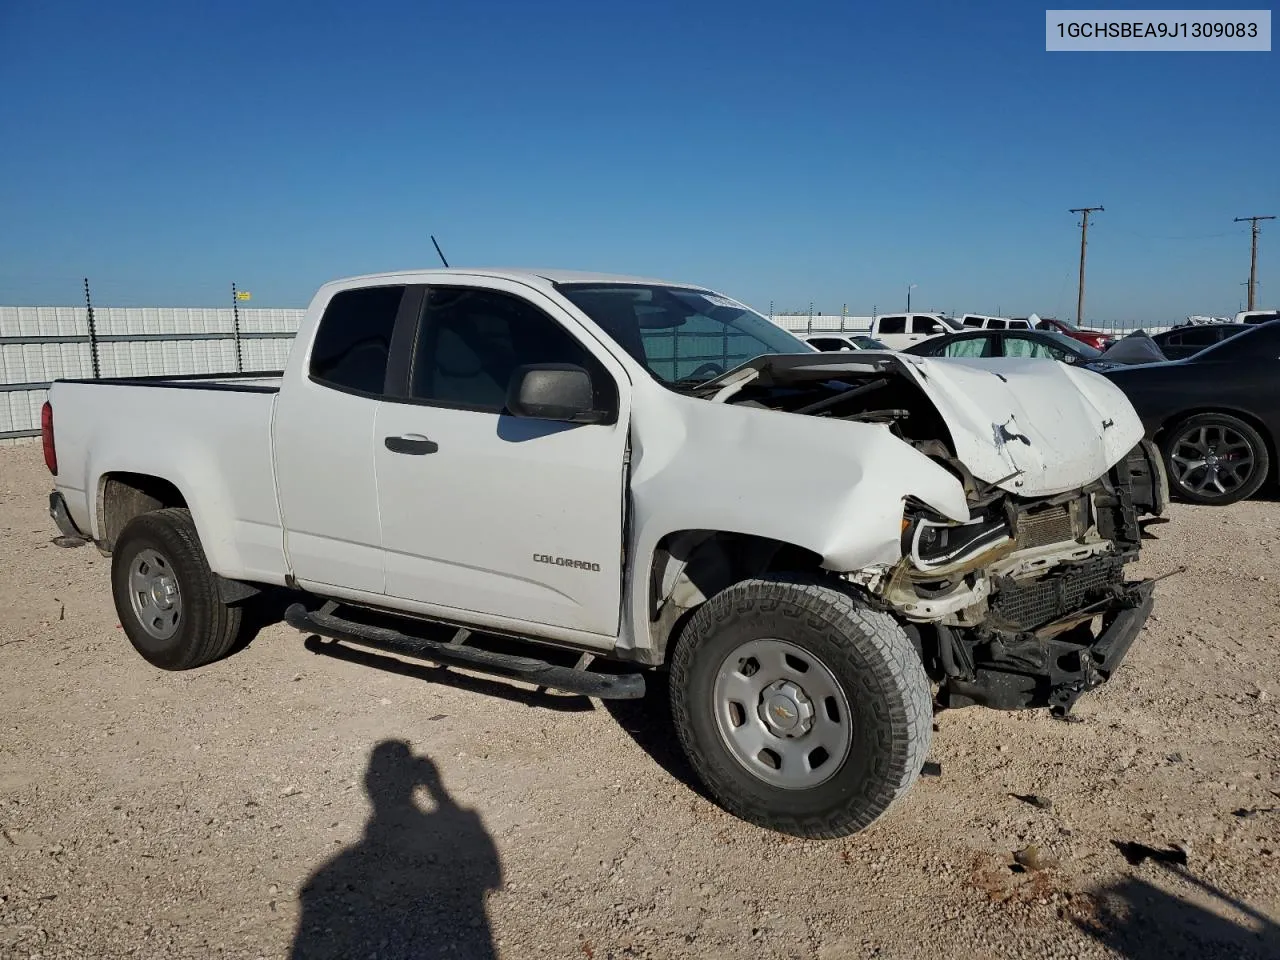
[1096,330,1168,365]
[893,355,1144,495]
[709,353,1144,497]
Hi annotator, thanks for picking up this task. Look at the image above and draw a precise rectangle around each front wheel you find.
[1162,413,1270,506]
[111,508,243,670]
[668,576,933,839]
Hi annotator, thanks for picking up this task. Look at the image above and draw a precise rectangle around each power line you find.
[1234,215,1275,311]
[1108,226,1243,242]
[1069,206,1104,325]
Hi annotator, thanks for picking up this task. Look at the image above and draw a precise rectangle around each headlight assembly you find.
[903,508,1013,572]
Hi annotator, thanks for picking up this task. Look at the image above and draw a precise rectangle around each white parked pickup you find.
[868,312,964,350]
[44,269,1167,838]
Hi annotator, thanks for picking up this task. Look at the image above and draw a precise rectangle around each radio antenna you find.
[430,235,450,268]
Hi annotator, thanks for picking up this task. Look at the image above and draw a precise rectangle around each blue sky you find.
[0,0,1275,323]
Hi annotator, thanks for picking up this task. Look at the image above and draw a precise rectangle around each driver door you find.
[372,281,631,640]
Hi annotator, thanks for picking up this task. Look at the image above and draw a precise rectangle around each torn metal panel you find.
[694,351,1145,498]
[889,354,1145,497]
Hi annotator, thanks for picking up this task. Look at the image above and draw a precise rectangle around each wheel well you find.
[1153,407,1277,482]
[98,473,188,551]
[646,530,826,665]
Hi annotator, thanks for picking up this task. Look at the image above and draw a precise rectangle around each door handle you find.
[384,434,439,455]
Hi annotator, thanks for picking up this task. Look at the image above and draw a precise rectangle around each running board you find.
[283,603,646,700]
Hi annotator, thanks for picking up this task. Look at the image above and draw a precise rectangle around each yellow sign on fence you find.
[235,291,252,301]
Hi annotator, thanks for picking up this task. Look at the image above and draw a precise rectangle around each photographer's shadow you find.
[290,740,502,959]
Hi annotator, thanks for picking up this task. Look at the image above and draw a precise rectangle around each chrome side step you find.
[283,603,646,700]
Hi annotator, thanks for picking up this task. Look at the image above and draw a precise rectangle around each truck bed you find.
[48,374,288,584]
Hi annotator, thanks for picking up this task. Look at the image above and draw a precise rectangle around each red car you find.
[1028,316,1114,351]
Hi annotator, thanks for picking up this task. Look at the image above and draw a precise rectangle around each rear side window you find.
[987,319,1007,330]
[310,286,405,395]
[1007,319,1028,329]
[877,316,906,334]
[1179,327,1218,346]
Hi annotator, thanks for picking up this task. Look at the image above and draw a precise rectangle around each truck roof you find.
[326,267,711,291]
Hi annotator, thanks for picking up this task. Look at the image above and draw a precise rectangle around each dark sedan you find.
[1099,321,1280,506]
[902,328,1103,364]
[1150,322,1249,361]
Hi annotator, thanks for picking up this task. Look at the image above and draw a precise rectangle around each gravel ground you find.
[1,443,1278,960]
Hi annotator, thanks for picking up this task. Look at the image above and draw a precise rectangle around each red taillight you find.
[41,401,57,475]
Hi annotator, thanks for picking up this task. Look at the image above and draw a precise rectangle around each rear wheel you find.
[111,508,243,670]
[1162,413,1269,506]
[669,575,933,838]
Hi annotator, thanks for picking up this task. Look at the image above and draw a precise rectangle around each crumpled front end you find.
[851,438,1169,716]
[687,351,1166,713]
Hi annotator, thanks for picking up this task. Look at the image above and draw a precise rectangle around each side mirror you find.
[506,364,610,424]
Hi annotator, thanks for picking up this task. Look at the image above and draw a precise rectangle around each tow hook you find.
[1049,653,1103,718]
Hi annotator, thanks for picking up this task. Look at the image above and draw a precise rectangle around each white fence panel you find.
[0,305,304,441]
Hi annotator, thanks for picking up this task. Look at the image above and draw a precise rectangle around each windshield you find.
[1050,317,1080,332]
[557,283,812,385]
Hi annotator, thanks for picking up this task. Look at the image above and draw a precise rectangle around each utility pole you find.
[1069,206,1104,326]
[1234,215,1275,311]
[906,284,917,311]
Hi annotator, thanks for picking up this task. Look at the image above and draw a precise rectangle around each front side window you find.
[1005,336,1063,360]
[912,315,944,334]
[962,317,984,328]
[410,287,615,412]
[309,285,405,395]
[1042,331,1099,358]
[557,284,810,385]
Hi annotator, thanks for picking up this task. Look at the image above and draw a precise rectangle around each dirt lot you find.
[1,444,1278,960]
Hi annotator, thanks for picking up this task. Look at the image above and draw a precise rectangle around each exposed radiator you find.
[990,556,1123,631]
[1015,505,1076,549]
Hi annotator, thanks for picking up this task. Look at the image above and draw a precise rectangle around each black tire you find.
[668,575,933,839]
[1161,412,1270,506]
[110,508,243,670]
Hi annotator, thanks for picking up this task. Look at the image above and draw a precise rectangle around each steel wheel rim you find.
[712,638,853,790]
[1170,424,1256,498]
[128,548,182,641]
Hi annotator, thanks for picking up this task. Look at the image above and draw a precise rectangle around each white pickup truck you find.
[43,269,1167,838]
